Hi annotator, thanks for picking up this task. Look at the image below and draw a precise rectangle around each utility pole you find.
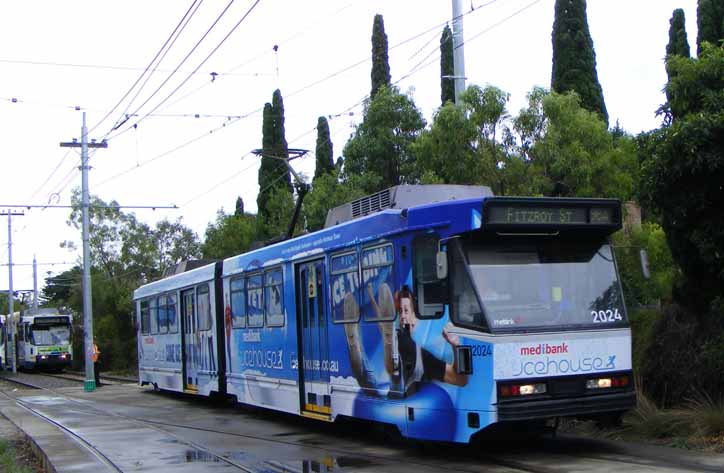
[3,210,23,373]
[32,255,39,311]
[60,112,107,392]
[452,0,467,102]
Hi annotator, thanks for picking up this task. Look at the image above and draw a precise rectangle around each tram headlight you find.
[499,382,547,398]
[586,375,630,390]
[39,355,48,360]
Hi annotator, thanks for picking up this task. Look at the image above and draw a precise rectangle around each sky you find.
[0,0,699,296]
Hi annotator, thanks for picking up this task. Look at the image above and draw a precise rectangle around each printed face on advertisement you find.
[400,297,417,329]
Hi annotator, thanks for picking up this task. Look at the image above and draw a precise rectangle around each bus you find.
[134,185,635,443]
[16,309,73,371]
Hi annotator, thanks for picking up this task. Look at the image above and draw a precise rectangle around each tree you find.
[696,0,724,55]
[413,85,511,192]
[314,116,334,179]
[667,9,691,58]
[342,85,426,193]
[641,44,724,306]
[551,0,608,124]
[202,210,257,260]
[235,197,244,216]
[256,90,293,237]
[413,102,480,185]
[371,14,391,99]
[525,90,636,199]
[153,218,202,276]
[303,170,366,232]
[440,25,455,105]
[55,191,201,370]
[271,89,291,192]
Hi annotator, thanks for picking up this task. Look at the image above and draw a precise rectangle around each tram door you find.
[181,288,199,392]
[296,259,331,418]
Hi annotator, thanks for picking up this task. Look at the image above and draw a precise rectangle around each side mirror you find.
[436,251,448,280]
[639,249,651,280]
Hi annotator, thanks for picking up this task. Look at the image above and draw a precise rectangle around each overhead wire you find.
[154,1,356,114]
[108,0,264,140]
[89,0,204,135]
[0,57,272,77]
[94,0,496,192]
[103,0,207,136]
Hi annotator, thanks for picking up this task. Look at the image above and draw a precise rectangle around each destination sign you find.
[34,317,70,325]
[488,206,588,225]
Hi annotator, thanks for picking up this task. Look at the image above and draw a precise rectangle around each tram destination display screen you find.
[483,198,619,228]
[34,317,70,325]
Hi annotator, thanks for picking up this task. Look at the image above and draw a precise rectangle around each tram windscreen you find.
[32,325,71,346]
[451,238,627,331]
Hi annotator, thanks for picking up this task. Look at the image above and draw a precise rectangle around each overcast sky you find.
[0,0,699,294]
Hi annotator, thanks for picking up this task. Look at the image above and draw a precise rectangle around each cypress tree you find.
[696,0,724,55]
[314,116,334,179]
[667,9,691,58]
[270,89,292,192]
[440,25,455,105]
[371,14,391,99]
[551,0,608,125]
[235,197,244,216]
[257,90,292,230]
[257,102,276,222]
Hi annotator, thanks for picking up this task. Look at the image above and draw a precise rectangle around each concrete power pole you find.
[33,255,39,311]
[60,112,107,392]
[452,0,467,102]
[3,210,23,373]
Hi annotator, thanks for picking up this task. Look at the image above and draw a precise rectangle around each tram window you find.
[197,285,211,331]
[230,277,246,328]
[158,295,169,334]
[167,294,179,334]
[330,251,360,323]
[361,244,396,322]
[140,300,150,335]
[150,298,160,334]
[265,269,284,327]
[414,236,447,319]
[247,274,264,327]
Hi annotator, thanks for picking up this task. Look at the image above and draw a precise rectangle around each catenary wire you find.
[89,0,204,135]
[103,0,207,136]
[108,0,264,140]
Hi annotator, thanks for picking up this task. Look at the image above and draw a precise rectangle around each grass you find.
[566,389,724,452]
[0,438,35,473]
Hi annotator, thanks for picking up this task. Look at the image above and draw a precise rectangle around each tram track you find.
[1,379,721,472]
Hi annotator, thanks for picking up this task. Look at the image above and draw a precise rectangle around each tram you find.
[0,314,5,368]
[134,185,635,443]
[16,309,73,371]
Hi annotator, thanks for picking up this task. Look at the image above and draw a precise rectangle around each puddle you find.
[184,450,221,463]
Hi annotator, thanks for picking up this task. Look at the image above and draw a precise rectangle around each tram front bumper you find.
[497,391,636,421]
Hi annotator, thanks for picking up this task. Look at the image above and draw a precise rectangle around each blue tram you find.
[134,185,635,443]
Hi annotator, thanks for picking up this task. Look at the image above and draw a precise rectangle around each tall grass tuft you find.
[622,390,691,438]
[0,438,34,473]
[682,393,724,437]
